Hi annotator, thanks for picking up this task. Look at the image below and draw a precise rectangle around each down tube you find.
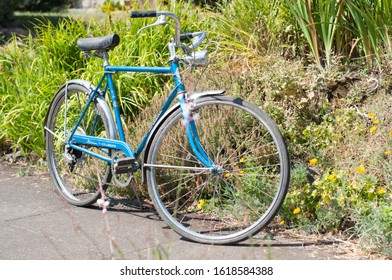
[134,61,185,158]
[134,86,181,158]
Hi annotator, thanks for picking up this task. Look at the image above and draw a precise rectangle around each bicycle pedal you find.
[113,157,135,174]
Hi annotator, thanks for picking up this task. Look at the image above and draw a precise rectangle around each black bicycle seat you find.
[77,34,120,51]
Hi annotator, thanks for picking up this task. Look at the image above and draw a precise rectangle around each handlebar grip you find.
[130,10,157,18]
[180,33,195,40]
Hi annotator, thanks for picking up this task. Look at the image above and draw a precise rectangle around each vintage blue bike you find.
[44,11,290,244]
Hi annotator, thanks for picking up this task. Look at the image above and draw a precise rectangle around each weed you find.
[0,0,207,157]
[16,166,31,177]
[1,0,391,256]
[355,202,392,255]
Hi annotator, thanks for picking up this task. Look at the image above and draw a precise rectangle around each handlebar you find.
[130,10,181,47]
[130,10,205,52]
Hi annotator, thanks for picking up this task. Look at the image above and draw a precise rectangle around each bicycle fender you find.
[43,79,116,142]
[141,90,225,183]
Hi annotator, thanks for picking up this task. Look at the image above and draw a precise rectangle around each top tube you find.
[105,57,185,91]
[105,66,171,74]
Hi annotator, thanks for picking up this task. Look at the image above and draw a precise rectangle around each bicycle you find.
[44,10,290,245]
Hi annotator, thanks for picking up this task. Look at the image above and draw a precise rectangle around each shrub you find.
[100,0,124,13]
[283,167,391,232]
[355,203,392,255]
[0,19,88,156]
[0,0,208,156]
[1,0,391,257]
[282,0,392,68]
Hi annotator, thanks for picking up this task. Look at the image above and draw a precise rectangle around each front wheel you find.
[146,95,290,244]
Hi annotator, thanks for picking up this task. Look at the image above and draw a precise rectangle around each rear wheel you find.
[45,84,114,206]
[146,95,290,244]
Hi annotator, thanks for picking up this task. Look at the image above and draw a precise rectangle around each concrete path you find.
[0,160,354,260]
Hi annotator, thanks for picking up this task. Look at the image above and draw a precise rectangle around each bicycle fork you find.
[178,94,216,172]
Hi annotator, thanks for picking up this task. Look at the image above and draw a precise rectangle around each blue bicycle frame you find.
[66,56,214,170]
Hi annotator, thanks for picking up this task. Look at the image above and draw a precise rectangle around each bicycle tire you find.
[145,95,290,244]
[45,83,115,206]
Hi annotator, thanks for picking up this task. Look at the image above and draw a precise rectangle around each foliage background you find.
[0,0,19,23]
[0,0,391,256]
[0,0,77,23]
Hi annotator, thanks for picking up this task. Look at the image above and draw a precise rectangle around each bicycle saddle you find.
[77,34,120,51]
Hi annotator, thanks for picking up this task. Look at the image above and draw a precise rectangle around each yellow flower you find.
[367,113,375,118]
[377,188,386,195]
[239,157,245,163]
[373,119,379,125]
[293,208,301,215]
[279,220,285,225]
[356,166,365,173]
[197,199,205,209]
[390,131,392,137]
[385,151,391,156]
[327,174,335,181]
[309,158,318,165]
[369,126,377,133]
[224,173,231,178]
[238,170,244,175]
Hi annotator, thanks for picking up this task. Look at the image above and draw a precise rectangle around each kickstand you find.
[129,180,145,211]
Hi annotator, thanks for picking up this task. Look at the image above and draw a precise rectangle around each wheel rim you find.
[148,97,288,243]
[47,87,111,205]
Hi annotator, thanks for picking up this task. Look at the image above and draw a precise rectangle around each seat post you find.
[102,51,110,67]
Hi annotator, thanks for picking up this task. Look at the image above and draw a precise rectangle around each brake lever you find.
[179,32,206,55]
[189,32,206,49]
[137,15,167,35]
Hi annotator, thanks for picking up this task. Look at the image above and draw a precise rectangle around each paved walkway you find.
[0,160,353,260]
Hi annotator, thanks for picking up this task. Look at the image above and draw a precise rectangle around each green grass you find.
[282,0,392,68]
[0,1,208,157]
[0,0,391,257]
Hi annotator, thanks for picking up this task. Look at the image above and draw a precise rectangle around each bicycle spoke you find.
[46,85,113,206]
[147,95,289,244]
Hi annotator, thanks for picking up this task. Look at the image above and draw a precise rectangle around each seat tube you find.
[106,72,126,142]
